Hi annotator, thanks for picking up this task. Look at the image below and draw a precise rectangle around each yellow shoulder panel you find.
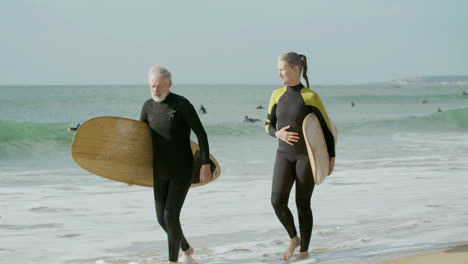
[267,87,287,115]
[300,88,333,133]
[265,87,287,134]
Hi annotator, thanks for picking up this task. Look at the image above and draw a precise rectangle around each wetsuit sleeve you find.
[306,94,336,157]
[180,99,211,165]
[264,92,278,137]
[140,102,148,123]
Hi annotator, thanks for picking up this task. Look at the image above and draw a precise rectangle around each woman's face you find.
[277,60,300,86]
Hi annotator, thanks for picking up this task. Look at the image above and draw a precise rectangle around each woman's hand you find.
[199,164,212,184]
[328,157,335,175]
[275,125,300,146]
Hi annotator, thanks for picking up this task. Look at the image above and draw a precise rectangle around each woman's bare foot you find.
[179,247,196,264]
[182,247,194,256]
[281,236,300,261]
[292,251,309,262]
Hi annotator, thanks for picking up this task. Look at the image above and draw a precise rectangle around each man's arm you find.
[180,99,210,165]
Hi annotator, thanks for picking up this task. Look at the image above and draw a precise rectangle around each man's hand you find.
[328,157,335,176]
[275,125,300,146]
[199,164,212,184]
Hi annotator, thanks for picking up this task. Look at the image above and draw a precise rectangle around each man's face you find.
[149,76,171,102]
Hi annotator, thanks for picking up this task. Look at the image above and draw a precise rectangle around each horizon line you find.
[1,75,467,87]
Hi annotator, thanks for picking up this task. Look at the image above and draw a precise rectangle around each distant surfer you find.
[256,104,264,109]
[264,52,336,262]
[437,107,442,112]
[462,91,467,95]
[66,123,80,132]
[243,115,261,123]
[351,101,355,107]
[140,65,212,264]
[421,99,428,104]
[199,104,207,114]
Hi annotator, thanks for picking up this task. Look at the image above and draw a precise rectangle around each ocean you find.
[1,83,468,264]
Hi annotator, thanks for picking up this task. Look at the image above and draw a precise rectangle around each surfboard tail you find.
[302,113,337,185]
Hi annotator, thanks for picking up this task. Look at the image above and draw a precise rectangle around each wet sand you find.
[385,244,468,264]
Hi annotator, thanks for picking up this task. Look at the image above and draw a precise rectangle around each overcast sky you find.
[1,0,467,85]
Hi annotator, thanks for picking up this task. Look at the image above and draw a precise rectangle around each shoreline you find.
[316,242,468,264]
[383,243,468,264]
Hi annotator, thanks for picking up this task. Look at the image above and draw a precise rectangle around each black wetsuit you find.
[264,83,335,252]
[70,124,80,131]
[140,92,210,261]
[199,105,207,114]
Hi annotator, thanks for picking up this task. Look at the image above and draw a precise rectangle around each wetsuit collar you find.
[288,83,304,91]
[163,92,173,103]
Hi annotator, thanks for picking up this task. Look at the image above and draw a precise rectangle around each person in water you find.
[199,104,207,114]
[66,123,80,132]
[264,52,336,262]
[243,115,261,123]
[256,104,265,109]
[140,65,212,263]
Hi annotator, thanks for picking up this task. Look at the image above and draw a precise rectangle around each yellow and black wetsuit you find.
[265,83,335,252]
[140,92,210,261]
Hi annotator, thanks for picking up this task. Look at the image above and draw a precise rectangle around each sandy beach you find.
[385,244,468,264]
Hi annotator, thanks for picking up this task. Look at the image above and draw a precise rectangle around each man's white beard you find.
[152,92,169,102]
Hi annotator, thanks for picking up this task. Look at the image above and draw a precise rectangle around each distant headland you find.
[390,75,468,85]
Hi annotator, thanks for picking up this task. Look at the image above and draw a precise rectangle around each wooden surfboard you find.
[302,113,337,185]
[71,116,221,187]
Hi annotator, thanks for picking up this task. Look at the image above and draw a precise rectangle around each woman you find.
[264,52,336,262]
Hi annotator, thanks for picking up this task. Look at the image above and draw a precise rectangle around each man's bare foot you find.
[292,251,309,262]
[281,236,300,261]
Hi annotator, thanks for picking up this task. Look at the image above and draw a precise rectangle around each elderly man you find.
[140,65,211,263]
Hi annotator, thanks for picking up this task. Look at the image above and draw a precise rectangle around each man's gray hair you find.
[148,65,172,82]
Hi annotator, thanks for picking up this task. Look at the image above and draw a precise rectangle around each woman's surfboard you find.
[70,116,221,187]
[302,113,337,185]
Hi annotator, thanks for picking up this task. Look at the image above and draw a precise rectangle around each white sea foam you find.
[1,84,468,263]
